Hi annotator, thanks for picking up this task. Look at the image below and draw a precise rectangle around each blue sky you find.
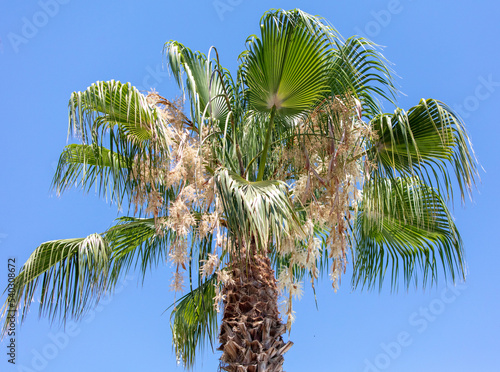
[0,1,499,371]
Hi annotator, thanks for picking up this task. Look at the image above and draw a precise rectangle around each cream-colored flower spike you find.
[273,97,378,318]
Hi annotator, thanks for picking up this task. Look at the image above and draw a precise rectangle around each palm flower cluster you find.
[2,8,477,372]
[271,97,379,327]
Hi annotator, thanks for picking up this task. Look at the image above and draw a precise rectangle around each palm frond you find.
[370,99,478,201]
[69,80,169,147]
[214,168,302,253]
[241,9,331,116]
[64,80,176,209]
[52,143,132,203]
[0,216,174,337]
[237,113,267,177]
[1,234,111,335]
[353,177,465,290]
[164,41,233,129]
[105,217,172,285]
[329,36,397,116]
[170,276,218,369]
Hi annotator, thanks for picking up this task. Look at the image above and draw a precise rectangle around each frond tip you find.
[1,234,111,335]
[353,177,465,290]
[170,277,218,369]
[52,143,132,203]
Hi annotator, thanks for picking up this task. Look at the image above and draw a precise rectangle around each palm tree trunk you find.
[218,253,292,372]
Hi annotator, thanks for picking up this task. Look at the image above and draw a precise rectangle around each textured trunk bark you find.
[218,253,292,372]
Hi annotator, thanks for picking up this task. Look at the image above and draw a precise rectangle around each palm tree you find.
[2,9,477,372]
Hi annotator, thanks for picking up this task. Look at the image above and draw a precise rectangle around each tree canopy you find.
[1,8,477,371]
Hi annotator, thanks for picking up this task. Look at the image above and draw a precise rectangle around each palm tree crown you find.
[2,8,477,371]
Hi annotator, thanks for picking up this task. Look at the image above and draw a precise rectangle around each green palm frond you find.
[105,217,172,285]
[215,168,302,253]
[241,9,331,116]
[370,99,478,201]
[329,36,397,116]
[0,217,173,336]
[170,276,218,369]
[237,113,266,176]
[164,41,234,129]
[1,234,111,334]
[353,177,465,290]
[69,80,169,147]
[52,144,132,203]
[63,80,176,209]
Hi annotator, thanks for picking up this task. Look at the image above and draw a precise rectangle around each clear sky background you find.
[0,1,499,371]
